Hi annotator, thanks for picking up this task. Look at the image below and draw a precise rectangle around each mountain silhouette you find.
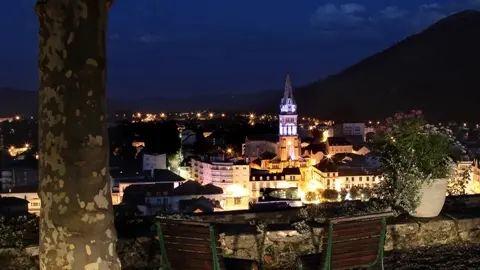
[292,10,480,122]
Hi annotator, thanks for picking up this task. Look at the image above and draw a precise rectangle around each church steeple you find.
[283,72,294,100]
[278,73,300,161]
[280,73,297,115]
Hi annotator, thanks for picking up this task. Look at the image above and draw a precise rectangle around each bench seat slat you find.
[331,254,378,269]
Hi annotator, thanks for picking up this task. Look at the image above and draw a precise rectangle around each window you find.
[359,177,362,181]
[234,197,242,205]
[366,177,370,181]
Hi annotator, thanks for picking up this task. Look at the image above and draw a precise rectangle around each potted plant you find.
[372,110,464,217]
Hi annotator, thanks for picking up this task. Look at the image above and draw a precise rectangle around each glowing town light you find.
[160,113,166,118]
[368,121,372,124]
[309,126,314,130]
[376,121,380,124]
[225,184,249,197]
[136,113,141,117]
[221,113,225,117]
[322,130,329,142]
[15,116,20,120]
[326,154,332,159]
[249,113,255,119]
[196,113,201,117]
[226,148,232,154]
[209,113,214,118]
[25,143,30,148]
[464,123,467,127]
[334,178,342,192]
[306,179,322,192]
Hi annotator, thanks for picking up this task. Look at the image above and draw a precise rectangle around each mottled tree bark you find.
[36,0,120,269]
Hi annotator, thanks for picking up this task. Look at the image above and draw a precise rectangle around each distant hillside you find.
[291,10,480,122]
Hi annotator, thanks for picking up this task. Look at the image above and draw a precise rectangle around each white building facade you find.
[142,153,167,171]
[191,158,250,191]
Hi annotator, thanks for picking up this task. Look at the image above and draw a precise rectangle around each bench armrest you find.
[297,253,323,270]
[223,257,259,270]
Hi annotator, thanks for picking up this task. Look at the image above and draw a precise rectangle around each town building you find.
[326,137,354,155]
[190,156,250,191]
[311,160,383,190]
[122,180,249,215]
[0,168,38,192]
[250,168,301,199]
[142,153,167,171]
[111,168,186,203]
[0,184,41,215]
[334,122,366,140]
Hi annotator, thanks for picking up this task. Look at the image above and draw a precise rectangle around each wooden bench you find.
[155,218,258,270]
[297,212,393,270]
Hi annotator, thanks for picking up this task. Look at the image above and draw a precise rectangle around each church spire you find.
[283,72,294,100]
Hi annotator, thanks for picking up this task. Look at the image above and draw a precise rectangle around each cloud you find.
[109,34,120,40]
[379,3,447,29]
[411,3,447,28]
[310,3,367,31]
[419,3,441,10]
[138,35,166,44]
[380,6,407,19]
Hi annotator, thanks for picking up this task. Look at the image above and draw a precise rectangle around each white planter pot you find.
[410,178,448,218]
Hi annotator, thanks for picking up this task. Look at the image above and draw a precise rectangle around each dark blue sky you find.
[0,0,478,98]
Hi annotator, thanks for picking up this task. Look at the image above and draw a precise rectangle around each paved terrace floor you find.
[384,243,480,270]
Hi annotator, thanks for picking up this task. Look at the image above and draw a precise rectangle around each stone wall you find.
[117,212,480,269]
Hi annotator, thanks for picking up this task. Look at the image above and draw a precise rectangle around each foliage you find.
[0,214,39,269]
[304,191,318,202]
[447,165,472,196]
[297,199,392,224]
[349,186,360,199]
[168,150,184,173]
[360,187,375,200]
[322,189,339,201]
[372,111,463,213]
[311,129,324,143]
[0,214,39,249]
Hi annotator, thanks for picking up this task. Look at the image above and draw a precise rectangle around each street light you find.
[227,148,232,154]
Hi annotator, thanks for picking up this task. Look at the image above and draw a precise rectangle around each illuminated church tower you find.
[278,73,301,161]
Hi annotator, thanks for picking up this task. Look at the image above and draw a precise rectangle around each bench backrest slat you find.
[156,219,224,270]
[322,213,390,269]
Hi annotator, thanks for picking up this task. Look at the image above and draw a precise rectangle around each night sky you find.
[0,0,478,99]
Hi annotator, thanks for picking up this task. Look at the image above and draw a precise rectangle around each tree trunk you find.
[36,0,120,269]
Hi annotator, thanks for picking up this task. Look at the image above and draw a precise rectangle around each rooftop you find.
[171,181,223,196]
[0,196,29,206]
[246,134,279,143]
[2,184,38,193]
[282,167,301,175]
[327,137,352,146]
